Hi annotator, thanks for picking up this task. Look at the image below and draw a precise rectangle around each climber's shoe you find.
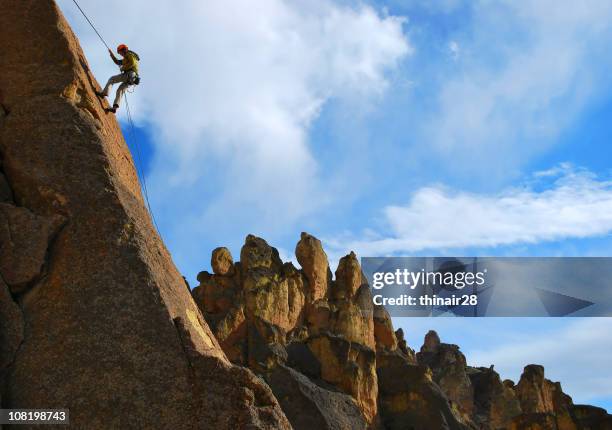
[105,104,119,114]
[95,90,107,98]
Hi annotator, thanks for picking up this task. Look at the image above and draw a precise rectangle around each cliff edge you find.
[0,1,289,428]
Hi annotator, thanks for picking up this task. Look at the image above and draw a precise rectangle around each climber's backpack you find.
[128,50,141,85]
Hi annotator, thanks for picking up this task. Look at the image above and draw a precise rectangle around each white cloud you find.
[448,40,460,60]
[421,0,612,174]
[58,0,410,275]
[329,165,612,255]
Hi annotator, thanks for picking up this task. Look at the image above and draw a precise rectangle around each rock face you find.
[1,2,610,430]
[469,366,521,429]
[417,331,474,424]
[0,1,289,429]
[194,234,379,426]
[194,233,612,430]
[512,365,579,430]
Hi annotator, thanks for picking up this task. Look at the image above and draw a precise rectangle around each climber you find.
[96,44,140,113]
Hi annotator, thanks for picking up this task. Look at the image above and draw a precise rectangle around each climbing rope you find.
[70,0,111,51]
[124,96,162,236]
[70,0,162,237]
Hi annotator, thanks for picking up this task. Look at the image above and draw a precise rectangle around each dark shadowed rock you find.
[0,203,64,293]
[0,278,23,372]
[394,328,417,362]
[509,413,558,430]
[421,329,441,353]
[0,171,12,202]
[572,405,612,429]
[469,366,521,429]
[417,332,474,425]
[266,365,368,430]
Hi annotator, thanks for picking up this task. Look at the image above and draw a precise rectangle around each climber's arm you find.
[108,49,122,66]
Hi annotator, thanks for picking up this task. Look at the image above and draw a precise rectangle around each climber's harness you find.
[125,70,141,86]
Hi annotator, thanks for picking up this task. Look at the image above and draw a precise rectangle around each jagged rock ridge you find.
[0,1,289,428]
[194,233,612,430]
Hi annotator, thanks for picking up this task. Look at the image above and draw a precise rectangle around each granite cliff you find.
[1,1,611,429]
[0,1,289,428]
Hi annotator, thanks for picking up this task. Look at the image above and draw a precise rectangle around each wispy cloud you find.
[415,0,612,177]
[329,165,612,256]
[58,0,410,275]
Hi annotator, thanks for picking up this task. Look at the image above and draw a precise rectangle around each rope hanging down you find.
[124,97,162,235]
[70,0,162,236]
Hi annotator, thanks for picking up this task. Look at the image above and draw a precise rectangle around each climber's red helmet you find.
[116,44,128,54]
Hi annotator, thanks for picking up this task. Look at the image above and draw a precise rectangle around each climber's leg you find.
[113,81,130,109]
[98,73,126,97]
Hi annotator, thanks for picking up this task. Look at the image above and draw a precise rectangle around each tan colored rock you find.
[515,365,556,414]
[0,2,289,428]
[0,203,64,293]
[306,333,378,424]
[515,365,579,430]
[373,304,397,351]
[212,306,248,364]
[194,237,307,370]
[295,232,330,302]
[197,269,242,314]
[211,246,234,275]
[330,285,375,349]
[333,251,364,300]
[244,264,305,333]
[305,299,331,334]
[417,332,474,425]
[241,234,283,271]
[377,349,467,430]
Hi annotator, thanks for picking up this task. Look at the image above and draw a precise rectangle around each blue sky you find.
[59,0,612,411]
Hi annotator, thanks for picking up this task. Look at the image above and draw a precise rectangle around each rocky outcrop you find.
[469,366,522,429]
[377,348,466,430]
[417,331,475,425]
[267,364,368,429]
[572,405,612,429]
[0,1,289,428]
[512,365,579,430]
[193,234,379,426]
[296,232,331,303]
[194,233,612,430]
